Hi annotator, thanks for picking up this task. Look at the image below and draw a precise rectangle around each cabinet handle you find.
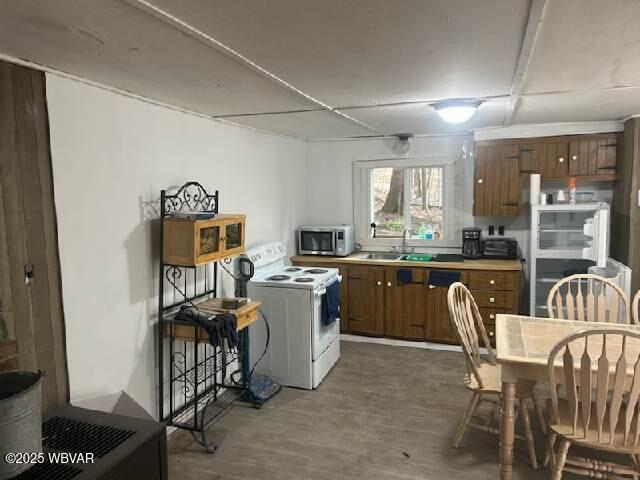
[477,178,483,184]
[377,281,382,286]
[387,281,392,287]
[558,157,565,163]
[489,297,495,303]
[489,279,495,286]
[571,155,578,161]
[428,285,436,290]
[489,331,494,337]
[489,314,495,319]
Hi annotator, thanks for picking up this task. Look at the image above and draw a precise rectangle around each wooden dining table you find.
[495,314,640,480]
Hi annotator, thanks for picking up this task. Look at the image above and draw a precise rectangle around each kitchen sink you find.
[364,252,404,260]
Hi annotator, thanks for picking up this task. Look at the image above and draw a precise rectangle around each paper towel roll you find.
[530,174,541,205]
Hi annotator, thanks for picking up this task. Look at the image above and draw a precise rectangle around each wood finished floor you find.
[167,341,554,479]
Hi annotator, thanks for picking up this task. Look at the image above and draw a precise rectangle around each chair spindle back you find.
[546,274,631,324]
[548,329,640,446]
[447,282,496,389]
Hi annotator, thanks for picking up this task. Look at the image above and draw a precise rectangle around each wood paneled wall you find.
[612,118,640,295]
[0,60,68,412]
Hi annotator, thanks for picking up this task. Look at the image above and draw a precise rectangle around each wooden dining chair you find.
[633,290,640,325]
[546,274,631,324]
[447,282,540,469]
[546,328,640,479]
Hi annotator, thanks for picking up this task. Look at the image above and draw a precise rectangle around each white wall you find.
[45,74,307,416]
[305,135,469,242]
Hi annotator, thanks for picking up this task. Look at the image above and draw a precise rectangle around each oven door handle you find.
[316,275,342,297]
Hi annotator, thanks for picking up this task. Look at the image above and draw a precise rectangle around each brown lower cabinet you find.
[291,259,520,345]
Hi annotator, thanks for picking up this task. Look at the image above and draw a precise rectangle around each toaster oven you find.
[482,238,519,260]
[297,225,355,257]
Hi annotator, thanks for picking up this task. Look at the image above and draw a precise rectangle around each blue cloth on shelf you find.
[396,268,413,286]
[321,280,341,326]
[427,270,460,288]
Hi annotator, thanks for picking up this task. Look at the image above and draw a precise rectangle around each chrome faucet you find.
[393,229,414,255]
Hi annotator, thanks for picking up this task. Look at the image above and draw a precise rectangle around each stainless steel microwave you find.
[297,225,355,257]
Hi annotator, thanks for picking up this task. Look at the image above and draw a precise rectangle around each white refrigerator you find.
[529,203,632,319]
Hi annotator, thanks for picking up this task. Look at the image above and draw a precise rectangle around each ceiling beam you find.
[122,0,378,133]
[504,0,550,126]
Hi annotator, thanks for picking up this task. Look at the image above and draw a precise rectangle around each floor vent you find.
[14,462,81,480]
[42,416,135,458]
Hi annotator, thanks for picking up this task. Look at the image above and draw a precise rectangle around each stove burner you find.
[304,269,328,274]
[267,275,290,281]
[295,277,314,283]
[284,267,302,272]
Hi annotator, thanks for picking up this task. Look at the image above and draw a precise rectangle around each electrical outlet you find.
[488,225,495,236]
[498,225,505,236]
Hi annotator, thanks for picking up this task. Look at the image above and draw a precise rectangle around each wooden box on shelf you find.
[164,298,261,344]
[163,214,245,266]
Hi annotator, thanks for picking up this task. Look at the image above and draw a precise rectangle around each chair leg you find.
[543,432,557,468]
[519,398,538,470]
[531,392,547,436]
[453,392,481,448]
[551,439,570,480]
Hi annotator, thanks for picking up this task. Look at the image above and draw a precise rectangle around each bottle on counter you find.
[568,177,577,204]
[425,224,434,240]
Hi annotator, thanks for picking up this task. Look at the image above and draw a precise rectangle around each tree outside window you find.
[371,166,443,238]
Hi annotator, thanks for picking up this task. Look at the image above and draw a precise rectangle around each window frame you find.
[353,156,461,249]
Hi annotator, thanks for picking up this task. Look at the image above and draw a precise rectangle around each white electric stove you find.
[245,242,341,389]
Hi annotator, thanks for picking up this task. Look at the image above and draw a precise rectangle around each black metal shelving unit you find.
[157,181,250,453]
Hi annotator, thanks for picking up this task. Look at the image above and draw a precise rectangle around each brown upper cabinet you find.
[568,134,619,177]
[474,132,621,217]
[474,143,521,217]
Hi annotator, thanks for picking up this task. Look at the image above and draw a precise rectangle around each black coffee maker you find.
[462,227,482,259]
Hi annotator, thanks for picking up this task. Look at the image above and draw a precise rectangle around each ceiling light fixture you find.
[433,100,482,124]
[392,133,413,155]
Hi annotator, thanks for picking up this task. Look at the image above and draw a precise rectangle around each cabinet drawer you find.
[479,272,516,291]
[478,307,512,325]
[465,271,517,291]
[472,291,516,310]
[485,323,496,344]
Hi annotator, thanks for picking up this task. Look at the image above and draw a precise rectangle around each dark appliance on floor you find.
[13,405,167,480]
[482,238,519,260]
[461,227,482,259]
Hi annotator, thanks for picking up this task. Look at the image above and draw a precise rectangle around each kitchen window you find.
[353,156,463,248]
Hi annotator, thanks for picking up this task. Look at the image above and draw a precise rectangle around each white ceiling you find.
[0,0,638,139]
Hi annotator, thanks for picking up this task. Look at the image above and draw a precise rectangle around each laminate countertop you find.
[290,253,522,271]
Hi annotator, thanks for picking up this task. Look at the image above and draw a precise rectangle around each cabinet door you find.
[499,144,521,216]
[541,141,569,178]
[221,217,245,257]
[346,265,385,335]
[384,268,427,339]
[569,134,618,178]
[425,285,458,344]
[594,135,618,176]
[569,137,598,176]
[474,144,520,217]
[519,143,542,178]
[519,142,568,179]
[473,144,496,216]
